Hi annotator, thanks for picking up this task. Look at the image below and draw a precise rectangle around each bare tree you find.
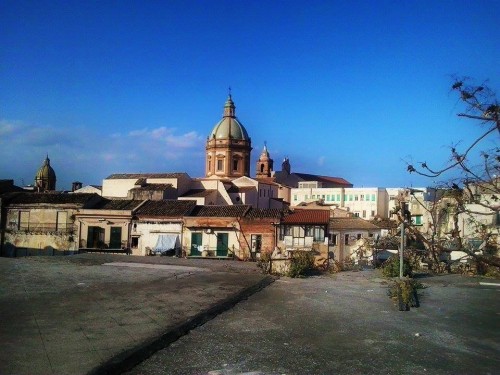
[403,78,500,272]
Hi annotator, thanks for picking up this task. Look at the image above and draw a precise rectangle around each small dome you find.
[209,95,250,141]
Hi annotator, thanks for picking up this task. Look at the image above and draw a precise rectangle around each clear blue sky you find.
[1,0,499,190]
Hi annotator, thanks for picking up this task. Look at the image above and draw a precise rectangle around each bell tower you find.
[255,143,274,179]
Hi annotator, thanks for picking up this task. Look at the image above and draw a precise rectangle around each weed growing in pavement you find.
[288,251,315,278]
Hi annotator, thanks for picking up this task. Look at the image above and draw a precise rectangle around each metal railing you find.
[14,222,75,234]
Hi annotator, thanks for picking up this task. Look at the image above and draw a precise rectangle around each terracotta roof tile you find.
[282,210,330,224]
[181,189,217,197]
[245,208,285,219]
[93,199,144,210]
[190,205,251,217]
[135,200,196,217]
[330,217,381,230]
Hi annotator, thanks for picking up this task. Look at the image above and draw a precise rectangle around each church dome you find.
[35,155,56,191]
[209,95,250,141]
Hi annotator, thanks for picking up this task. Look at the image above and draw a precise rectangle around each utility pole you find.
[400,202,405,279]
[399,190,411,279]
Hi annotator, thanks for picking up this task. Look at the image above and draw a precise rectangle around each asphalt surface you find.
[128,270,500,375]
[0,254,272,375]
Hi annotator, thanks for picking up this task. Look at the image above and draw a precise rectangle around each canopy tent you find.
[152,234,180,255]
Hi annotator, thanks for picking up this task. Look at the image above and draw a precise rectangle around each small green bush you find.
[288,251,315,278]
[382,255,413,278]
[387,278,423,310]
[257,252,272,274]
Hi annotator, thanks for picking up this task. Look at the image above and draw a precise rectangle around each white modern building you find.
[290,185,389,219]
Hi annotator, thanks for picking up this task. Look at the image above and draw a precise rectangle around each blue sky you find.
[1,0,499,190]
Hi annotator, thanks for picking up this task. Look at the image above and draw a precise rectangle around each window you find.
[313,226,325,241]
[354,212,359,217]
[56,211,67,232]
[357,234,362,240]
[360,194,364,201]
[344,234,349,245]
[217,159,223,171]
[251,234,262,253]
[337,194,341,201]
[293,195,297,201]
[412,215,423,226]
[305,195,308,200]
[362,210,366,218]
[131,237,139,248]
[371,194,376,201]
[349,195,353,201]
[18,211,30,230]
[293,226,305,238]
[322,195,325,199]
[371,210,375,217]
[329,233,338,245]
[354,195,358,201]
[233,159,239,171]
[326,195,330,201]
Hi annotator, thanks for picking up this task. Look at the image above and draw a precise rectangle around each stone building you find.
[1,192,101,256]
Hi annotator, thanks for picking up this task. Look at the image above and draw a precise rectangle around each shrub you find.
[387,278,423,311]
[382,255,412,278]
[288,251,315,278]
[257,252,272,274]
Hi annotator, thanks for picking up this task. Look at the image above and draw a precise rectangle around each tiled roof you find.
[3,192,100,205]
[181,189,216,197]
[245,208,285,219]
[294,173,352,186]
[330,217,381,230]
[190,205,251,218]
[227,185,255,193]
[282,210,330,224]
[370,217,398,229]
[129,183,173,191]
[93,199,144,210]
[106,173,187,179]
[135,200,196,217]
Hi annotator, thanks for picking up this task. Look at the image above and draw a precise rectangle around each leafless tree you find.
[403,78,499,272]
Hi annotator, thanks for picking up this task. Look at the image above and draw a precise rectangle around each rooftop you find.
[2,192,99,205]
[282,209,330,225]
[189,205,251,218]
[106,173,188,180]
[135,200,196,217]
[330,217,381,230]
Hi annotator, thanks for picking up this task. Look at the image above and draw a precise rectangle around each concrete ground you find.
[0,254,272,375]
[128,270,500,375]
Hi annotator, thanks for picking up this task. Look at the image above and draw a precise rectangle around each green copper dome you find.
[209,95,250,141]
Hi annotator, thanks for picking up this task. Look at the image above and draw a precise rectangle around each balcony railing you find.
[12,222,75,234]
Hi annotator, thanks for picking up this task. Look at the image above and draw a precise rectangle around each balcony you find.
[11,222,75,234]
